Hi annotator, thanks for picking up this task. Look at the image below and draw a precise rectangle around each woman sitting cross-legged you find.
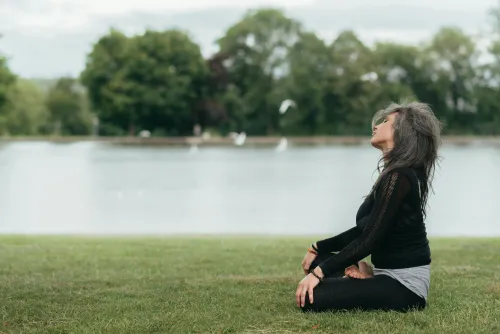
[295,101,442,312]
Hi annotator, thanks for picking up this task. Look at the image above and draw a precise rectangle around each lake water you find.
[0,141,499,237]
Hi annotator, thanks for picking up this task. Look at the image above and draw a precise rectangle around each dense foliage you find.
[1,7,500,136]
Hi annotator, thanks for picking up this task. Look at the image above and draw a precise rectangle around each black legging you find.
[301,254,427,313]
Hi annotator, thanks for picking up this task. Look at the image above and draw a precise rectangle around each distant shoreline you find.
[1,135,500,146]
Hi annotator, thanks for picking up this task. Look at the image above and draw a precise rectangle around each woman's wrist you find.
[307,244,318,256]
[313,266,324,279]
[311,242,319,253]
[310,266,325,281]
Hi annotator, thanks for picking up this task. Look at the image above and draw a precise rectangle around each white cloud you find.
[2,0,497,32]
[16,11,88,32]
[81,0,313,15]
[1,0,498,77]
[2,0,313,32]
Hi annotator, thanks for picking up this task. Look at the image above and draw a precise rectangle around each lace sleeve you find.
[315,226,362,254]
[317,171,411,277]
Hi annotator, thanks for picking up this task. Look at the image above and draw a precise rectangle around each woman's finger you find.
[301,285,307,307]
[308,284,314,304]
[295,284,302,307]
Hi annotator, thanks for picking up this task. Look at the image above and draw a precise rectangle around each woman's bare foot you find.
[344,261,374,279]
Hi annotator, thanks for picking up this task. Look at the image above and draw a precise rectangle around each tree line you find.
[1,6,500,137]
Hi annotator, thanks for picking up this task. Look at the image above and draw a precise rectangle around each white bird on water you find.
[229,132,247,146]
[275,137,288,152]
[279,99,296,114]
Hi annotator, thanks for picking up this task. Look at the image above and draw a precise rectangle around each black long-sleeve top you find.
[315,167,431,278]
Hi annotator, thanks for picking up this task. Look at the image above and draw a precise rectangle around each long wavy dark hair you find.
[369,101,443,219]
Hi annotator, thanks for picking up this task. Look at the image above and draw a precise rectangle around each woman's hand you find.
[301,249,317,274]
[295,269,323,307]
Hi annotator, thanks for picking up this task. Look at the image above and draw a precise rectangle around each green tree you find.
[81,29,130,135]
[426,27,479,133]
[322,31,377,134]
[0,52,17,133]
[474,1,500,134]
[122,29,208,136]
[0,79,49,135]
[371,43,419,102]
[282,32,330,135]
[81,28,208,136]
[216,8,302,135]
[0,58,16,106]
[74,5,500,137]
[45,77,93,135]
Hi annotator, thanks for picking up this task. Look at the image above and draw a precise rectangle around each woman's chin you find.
[370,138,384,151]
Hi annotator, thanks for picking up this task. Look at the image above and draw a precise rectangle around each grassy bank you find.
[1,135,500,146]
[1,236,499,333]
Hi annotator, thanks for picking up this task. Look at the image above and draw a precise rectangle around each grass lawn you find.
[1,236,499,333]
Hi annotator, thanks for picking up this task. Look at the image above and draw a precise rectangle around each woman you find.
[296,101,442,312]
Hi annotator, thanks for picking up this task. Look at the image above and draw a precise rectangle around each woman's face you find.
[371,112,396,152]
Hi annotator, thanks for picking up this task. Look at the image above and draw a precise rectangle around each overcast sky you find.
[0,0,498,78]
